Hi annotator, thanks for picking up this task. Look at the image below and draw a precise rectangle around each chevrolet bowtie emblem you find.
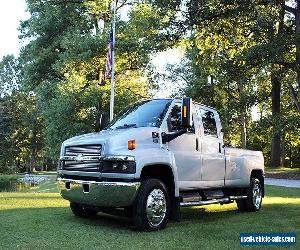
[75,154,85,162]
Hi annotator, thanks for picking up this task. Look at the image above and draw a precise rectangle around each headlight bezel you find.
[101,160,136,174]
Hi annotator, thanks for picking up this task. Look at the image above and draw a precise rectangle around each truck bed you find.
[224,147,264,188]
[225,147,263,158]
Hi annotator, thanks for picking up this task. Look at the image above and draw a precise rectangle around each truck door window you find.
[201,110,217,137]
[169,105,181,131]
[169,104,195,133]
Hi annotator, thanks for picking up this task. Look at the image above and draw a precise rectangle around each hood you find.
[63,129,124,146]
[61,127,160,156]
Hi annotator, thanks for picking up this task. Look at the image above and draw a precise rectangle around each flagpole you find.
[109,0,117,122]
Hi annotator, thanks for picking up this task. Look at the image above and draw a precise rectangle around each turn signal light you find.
[183,105,187,118]
[128,140,136,150]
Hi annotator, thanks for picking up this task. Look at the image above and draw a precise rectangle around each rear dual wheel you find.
[237,178,263,212]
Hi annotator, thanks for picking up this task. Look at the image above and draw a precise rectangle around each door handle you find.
[219,143,221,153]
[196,138,199,151]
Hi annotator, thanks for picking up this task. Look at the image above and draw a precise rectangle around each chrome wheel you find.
[146,188,167,227]
[252,180,262,209]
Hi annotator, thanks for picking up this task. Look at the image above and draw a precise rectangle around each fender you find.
[134,148,179,197]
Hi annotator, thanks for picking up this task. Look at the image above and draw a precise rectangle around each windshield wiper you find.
[115,123,137,129]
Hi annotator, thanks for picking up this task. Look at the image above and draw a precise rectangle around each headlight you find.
[102,160,136,174]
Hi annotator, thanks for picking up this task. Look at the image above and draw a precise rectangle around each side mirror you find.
[181,97,193,128]
[99,112,107,131]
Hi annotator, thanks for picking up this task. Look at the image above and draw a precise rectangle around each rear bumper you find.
[57,178,140,207]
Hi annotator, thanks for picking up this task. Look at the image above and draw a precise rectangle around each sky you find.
[0,0,29,59]
[0,0,182,98]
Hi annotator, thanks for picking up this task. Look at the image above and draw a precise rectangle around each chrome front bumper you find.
[57,178,140,207]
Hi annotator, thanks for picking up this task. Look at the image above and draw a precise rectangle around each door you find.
[167,103,201,190]
[199,108,225,188]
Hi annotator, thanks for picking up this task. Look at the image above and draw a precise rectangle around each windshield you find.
[108,99,172,129]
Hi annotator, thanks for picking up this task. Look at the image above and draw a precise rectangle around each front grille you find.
[63,144,102,172]
[63,161,100,172]
[65,145,102,157]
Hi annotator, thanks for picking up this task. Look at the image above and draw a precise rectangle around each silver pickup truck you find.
[57,98,264,231]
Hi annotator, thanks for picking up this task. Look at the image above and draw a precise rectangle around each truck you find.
[57,97,264,231]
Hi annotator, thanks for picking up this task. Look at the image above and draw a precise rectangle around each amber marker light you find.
[183,106,187,118]
[128,140,136,150]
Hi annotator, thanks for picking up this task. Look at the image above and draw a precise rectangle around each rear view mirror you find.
[99,112,107,131]
[181,97,193,128]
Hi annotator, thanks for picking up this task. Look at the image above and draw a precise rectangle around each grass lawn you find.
[26,181,59,193]
[0,184,299,250]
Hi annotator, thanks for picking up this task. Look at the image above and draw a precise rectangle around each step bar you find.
[180,195,247,207]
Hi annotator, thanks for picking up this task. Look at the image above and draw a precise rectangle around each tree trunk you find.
[295,0,300,111]
[270,73,281,167]
[237,80,247,148]
[281,136,285,166]
[92,14,100,36]
[270,2,284,167]
[240,114,247,149]
[95,99,103,132]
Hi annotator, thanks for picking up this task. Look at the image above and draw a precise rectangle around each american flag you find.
[105,29,114,79]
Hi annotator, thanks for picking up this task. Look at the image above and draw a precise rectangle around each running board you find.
[180,196,247,207]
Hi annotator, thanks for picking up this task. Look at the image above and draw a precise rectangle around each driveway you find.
[265,178,300,188]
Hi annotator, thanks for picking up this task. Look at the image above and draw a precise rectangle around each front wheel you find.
[237,178,263,212]
[134,179,170,231]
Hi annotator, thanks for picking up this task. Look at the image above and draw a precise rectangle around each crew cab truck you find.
[57,98,264,231]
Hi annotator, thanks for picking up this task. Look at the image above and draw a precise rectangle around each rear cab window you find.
[200,109,218,137]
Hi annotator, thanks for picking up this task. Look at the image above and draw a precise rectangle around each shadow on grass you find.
[1,202,299,232]
[1,206,134,231]
[180,207,239,222]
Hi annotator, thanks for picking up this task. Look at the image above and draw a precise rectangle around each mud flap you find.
[170,196,181,222]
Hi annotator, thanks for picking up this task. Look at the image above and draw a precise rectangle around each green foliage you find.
[0,0,180,172]
[0,55,20,96]
[4,92,44,172]
[19,0,153,164]
[0,97,13,173]
[0,88,45,173]
[155,0,299,166]
[0,174,19,191]
[1,0,299,171]
[0,174,19,182]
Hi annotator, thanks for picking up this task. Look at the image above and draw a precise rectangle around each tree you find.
[10,0,181,167]
[0,55,20,97]
[153,0,299,167]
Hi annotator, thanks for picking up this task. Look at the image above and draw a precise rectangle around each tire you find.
[70,202,98,218]
[134,178,170,231]
[237,178,263,212]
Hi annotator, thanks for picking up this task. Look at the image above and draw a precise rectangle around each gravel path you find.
[265,178,300,188]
